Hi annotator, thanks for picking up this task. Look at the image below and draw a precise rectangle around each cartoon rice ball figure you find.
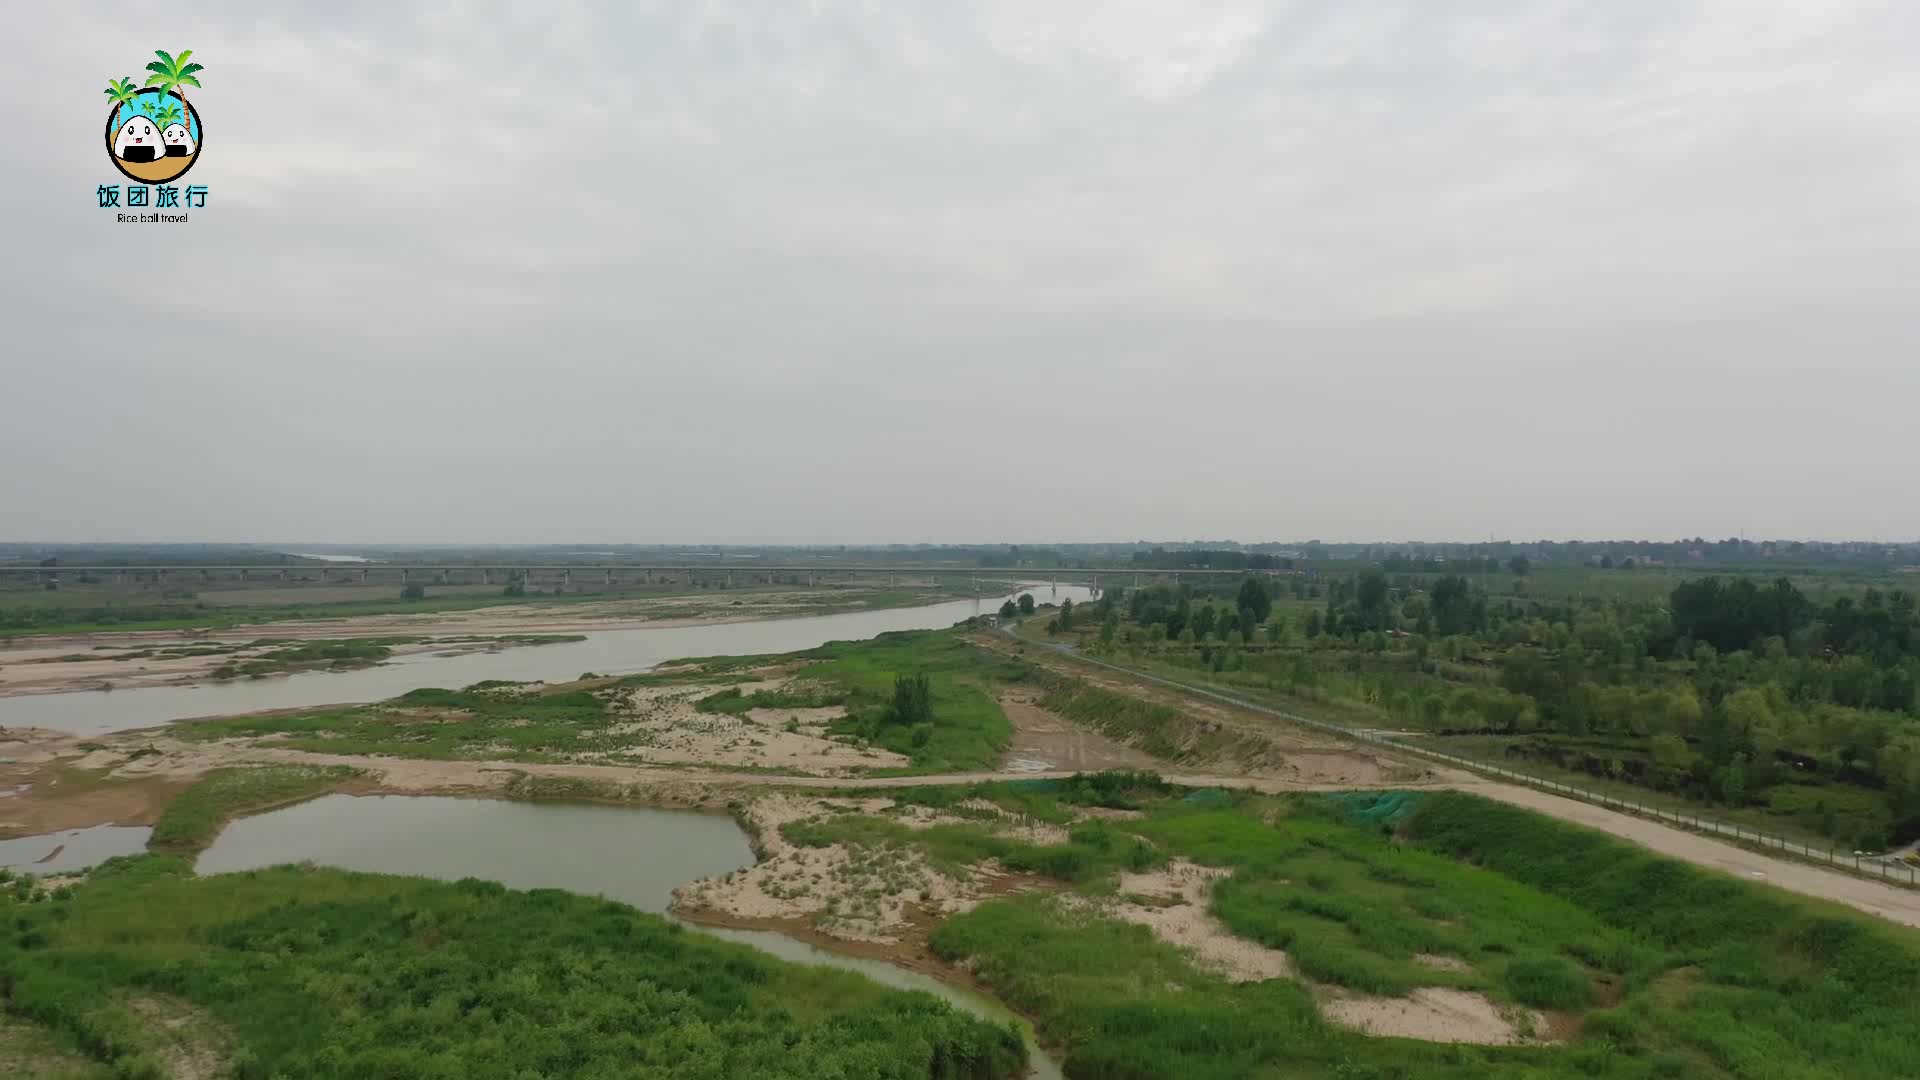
[115,114,162,163]
[162,122,194,158]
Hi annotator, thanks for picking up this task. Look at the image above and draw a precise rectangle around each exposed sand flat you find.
[0,589,950,698]
[670,795,983,943]
[596,684,907,776]
[1321,987,1543,1045]
[995,690,1160,772]
[1074,859,1295,983]
[0,637,555,698]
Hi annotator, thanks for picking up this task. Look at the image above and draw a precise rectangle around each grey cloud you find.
[4,2,1917,544]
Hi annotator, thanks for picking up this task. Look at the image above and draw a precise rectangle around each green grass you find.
[148,765,363,852]
[695,684,848,716]
[918,784,1920,1078]
[174,685,627,762]
[668,630,1035,774]
[0,857,1025,1079]
[175,630,1029,775]
[796,632,1028,773]
[0,1013,110,1080]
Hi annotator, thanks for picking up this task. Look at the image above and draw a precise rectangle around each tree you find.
[103,76,138,133]
[400,584,426,601]
[153,100,184,130]
[1353,570,1392,631]
[998,599,1017,620]
[887,673,933,726]
[1428,575,1484,636]
[1304,609,1323,639]
[1266,614,1290,644]
[1192,605,1217,640]
[1509,556,1531,576]
[142,50,205,130]
[1650,733,1692,773]
[1017,593,1036,616]
[1058,598,1075,630]
[1716,755,1748,806]
[1236,577,1273,623]
[1100,617,1117,645]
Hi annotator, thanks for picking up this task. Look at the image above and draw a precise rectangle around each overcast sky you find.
[7,2,1918,545]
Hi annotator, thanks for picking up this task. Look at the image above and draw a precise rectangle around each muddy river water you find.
[199,794,1064,1078]
[0,585,1092,736]
[4,587,1093,1075]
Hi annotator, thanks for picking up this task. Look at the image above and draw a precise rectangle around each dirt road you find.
[1453,780,1920,926]
[975,633,1920,929]
[111,740,1920,926]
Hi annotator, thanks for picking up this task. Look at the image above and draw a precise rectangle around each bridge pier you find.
[604,569,612,586]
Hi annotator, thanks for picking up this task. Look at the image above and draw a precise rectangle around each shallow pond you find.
[1,585,1091,736]
[0,824,151,873]
[198,794,1062,1079]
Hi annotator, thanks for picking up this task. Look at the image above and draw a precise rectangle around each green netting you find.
[1182,788,1233,809]
[1004,778,1067,794]
[1316,790,1425,827]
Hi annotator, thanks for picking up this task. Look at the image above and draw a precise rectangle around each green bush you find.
[1503,954,1593,1009]
[2,860,1025,1079]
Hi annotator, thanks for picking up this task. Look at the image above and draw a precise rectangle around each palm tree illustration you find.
[143,50,205,127]
[103,76,138,135]
[154,101,184,130]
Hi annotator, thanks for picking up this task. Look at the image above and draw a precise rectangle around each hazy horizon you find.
[10,3,1918,544]
[4,534,1913,550]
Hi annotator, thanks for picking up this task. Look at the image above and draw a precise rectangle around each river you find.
[199,794,1064,1079]
[1,585,1092,736]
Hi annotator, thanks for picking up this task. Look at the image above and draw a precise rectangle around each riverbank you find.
[0,586,967,699]
[0,587,1091,736]
[26,767,1920,1079]
[0,633,586,698]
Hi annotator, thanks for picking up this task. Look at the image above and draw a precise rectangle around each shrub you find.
[1503,954,1593,1009]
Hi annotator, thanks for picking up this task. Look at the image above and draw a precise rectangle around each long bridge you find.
[0,563,1269,590]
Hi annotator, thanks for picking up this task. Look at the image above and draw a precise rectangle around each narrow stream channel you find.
[197,794,1064,1079]
[1,585,1093,736]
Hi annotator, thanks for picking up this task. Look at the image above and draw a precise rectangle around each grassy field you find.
[0,856,1025,1079]
[783,777,1920,1079]
[173,684,637,763]
[148,765,365,852]
[174,630,1034,774]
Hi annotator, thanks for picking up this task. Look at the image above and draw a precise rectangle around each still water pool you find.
[198,794,1062,1078]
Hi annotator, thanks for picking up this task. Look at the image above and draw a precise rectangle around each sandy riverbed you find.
[0,589,951,698]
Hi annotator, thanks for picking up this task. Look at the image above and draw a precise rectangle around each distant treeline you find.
[1128,549,1295,571]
